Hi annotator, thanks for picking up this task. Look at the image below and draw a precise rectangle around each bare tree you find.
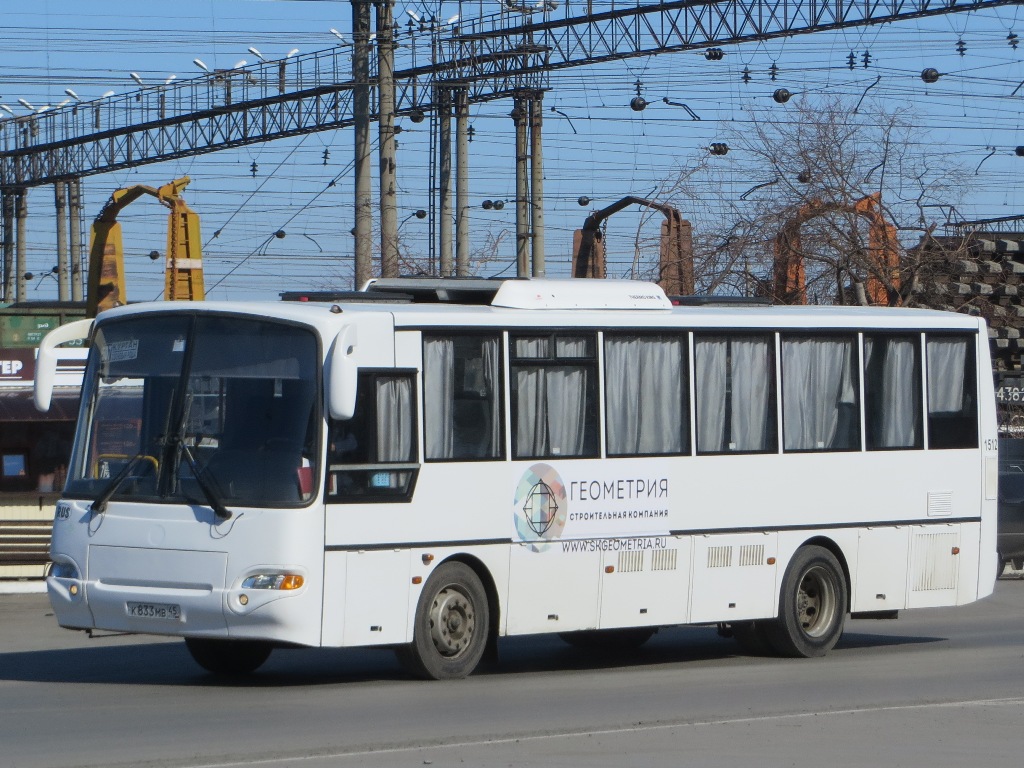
[678,94,976,305]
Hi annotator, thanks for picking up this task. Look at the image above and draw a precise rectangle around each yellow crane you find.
[87,176,205,317]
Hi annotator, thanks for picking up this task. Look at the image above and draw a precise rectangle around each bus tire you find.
[558,627,656,651]
[400,561,489,680]
[764,545,847,658]
[185,638,273,676]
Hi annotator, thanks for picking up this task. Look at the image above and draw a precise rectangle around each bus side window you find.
[604,333,689,456]
[510,333,598,460]
[864,334,923,450]
[926,334,978,449]
[327,372,418,501]
[423,335,504,461]
[695,334,776,454]
[781,334,860,452]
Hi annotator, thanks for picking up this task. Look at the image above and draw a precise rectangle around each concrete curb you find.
[0,580,47,595]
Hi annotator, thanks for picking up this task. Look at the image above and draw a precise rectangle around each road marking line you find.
[183,696,1024,768]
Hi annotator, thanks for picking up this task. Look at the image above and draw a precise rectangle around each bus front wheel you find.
[399,561,490,680]
[185,638,273,676]
[764,545,847,658]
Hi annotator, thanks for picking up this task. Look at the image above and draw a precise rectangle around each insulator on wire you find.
[709,142,729,156]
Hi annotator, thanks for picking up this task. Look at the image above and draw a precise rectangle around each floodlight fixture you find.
[64,88,82,101]
[130,72,144,86]
[248,46,268,62]
[193,58,211,72]
[286,48,300,59]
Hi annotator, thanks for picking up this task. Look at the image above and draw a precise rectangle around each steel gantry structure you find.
[0,0,1019,294]
[1,0,1017,186]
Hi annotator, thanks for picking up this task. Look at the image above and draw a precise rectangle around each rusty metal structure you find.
[572,196,694,295]
[773,193,900,306]
[87,176,205,316]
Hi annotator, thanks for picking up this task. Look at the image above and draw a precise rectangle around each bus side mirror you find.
[34,318,93,412]
[328,324,359,420]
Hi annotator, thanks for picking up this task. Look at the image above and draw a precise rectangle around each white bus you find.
[35,278,998,678]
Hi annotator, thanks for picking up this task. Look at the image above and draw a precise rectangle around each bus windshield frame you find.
[65,313,321,509]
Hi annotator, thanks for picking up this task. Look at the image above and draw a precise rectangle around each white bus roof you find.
[100,278,984,333]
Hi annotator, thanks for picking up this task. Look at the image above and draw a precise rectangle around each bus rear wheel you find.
[764,545,847,658]
[185,638,273,676]
[399,561,490,680]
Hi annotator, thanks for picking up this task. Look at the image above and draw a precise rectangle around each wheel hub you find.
[797,565,836,637]
[429,586,476,657]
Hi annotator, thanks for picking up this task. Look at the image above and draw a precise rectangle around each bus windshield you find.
[66,314,320,508]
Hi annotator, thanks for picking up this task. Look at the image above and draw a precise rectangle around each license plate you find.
[126,601,181,620]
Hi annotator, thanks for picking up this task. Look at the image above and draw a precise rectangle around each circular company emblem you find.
[513,463,568,551]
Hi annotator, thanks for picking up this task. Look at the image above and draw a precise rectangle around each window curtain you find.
[515,366,589,457]
[865,336,919,449]
[481,338,502,457]
[783,337,858,451]
[730,339,774,450]
[606,336,685,455]
[696,336,773,453]
[423,338,455,459]
[696,338,728,452]
[927,337,968,414]
[376,376,413,462]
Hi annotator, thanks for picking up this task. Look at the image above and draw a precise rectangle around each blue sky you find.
[2,0,1022,302]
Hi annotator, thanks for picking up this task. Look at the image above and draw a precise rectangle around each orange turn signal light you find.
[280,574,305,590]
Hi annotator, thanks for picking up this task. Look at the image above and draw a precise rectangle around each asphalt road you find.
[1,574,1022,768]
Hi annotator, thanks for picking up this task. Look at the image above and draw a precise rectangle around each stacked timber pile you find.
[912,229,1024,371]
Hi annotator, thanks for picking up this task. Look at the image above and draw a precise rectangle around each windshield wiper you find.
[177,439,232,520]
[90,454,152,514]
[169,393,231,520]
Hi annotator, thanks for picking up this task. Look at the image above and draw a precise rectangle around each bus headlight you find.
[241,573,305,590]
